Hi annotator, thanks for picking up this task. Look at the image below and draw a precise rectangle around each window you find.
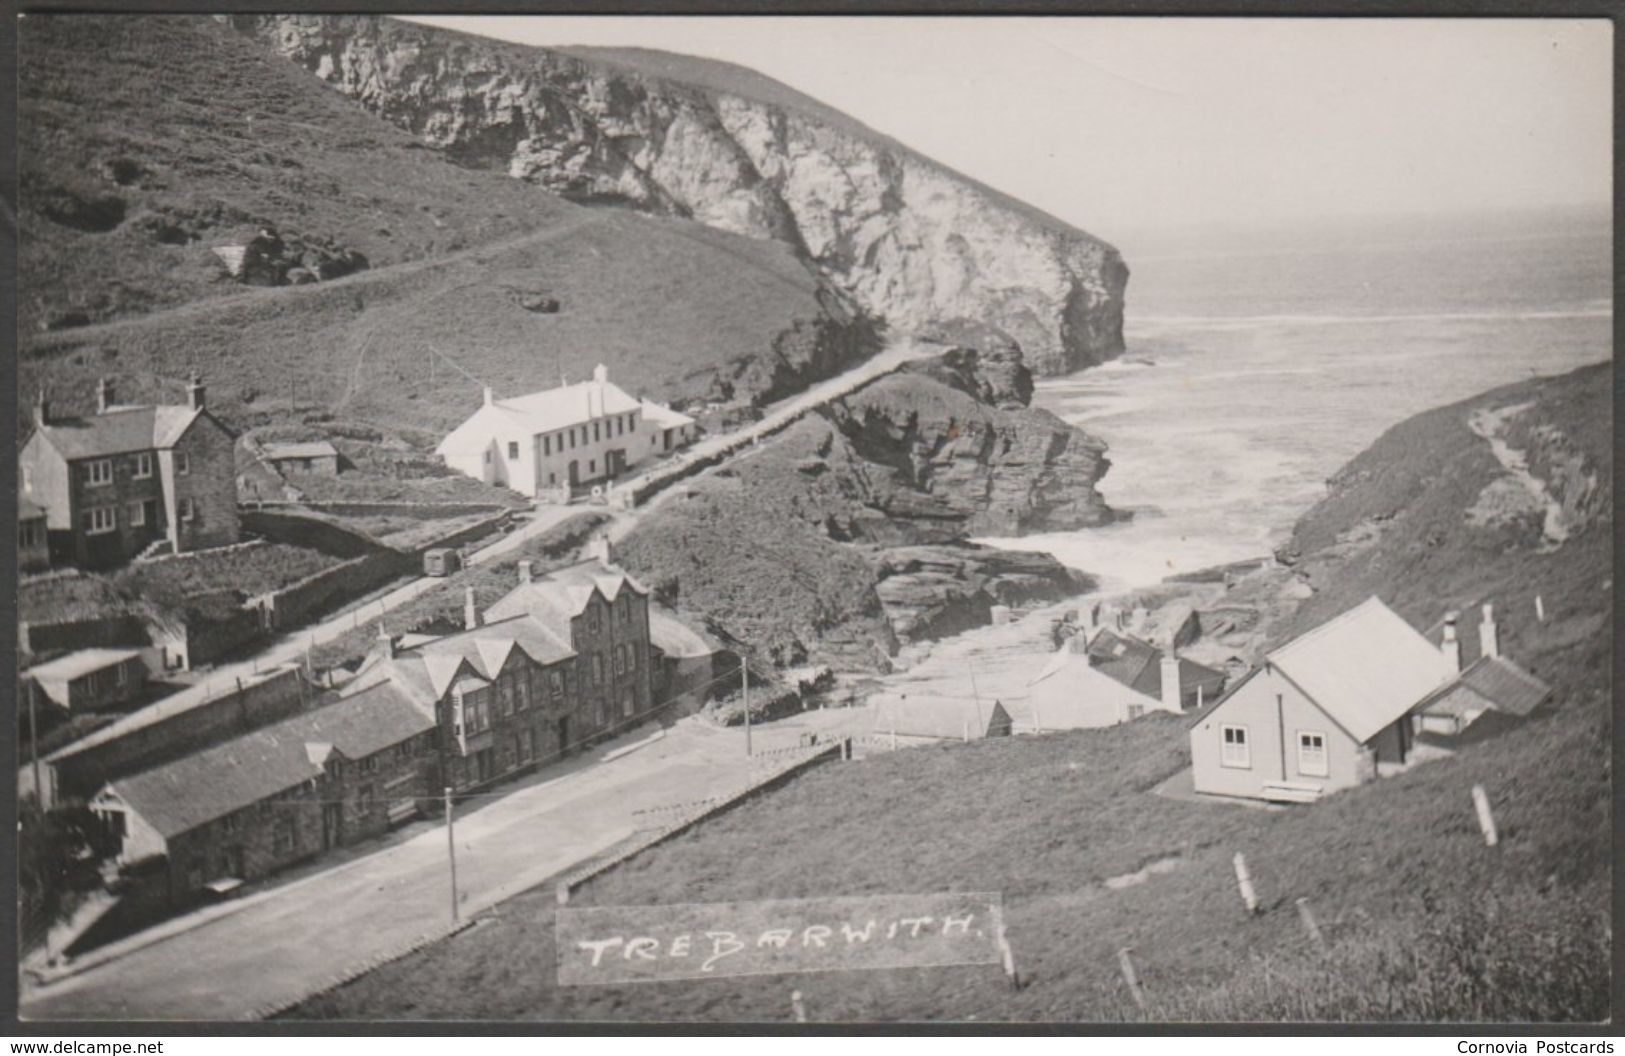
[128,502,145,527]
[175,451,191,475]
[359,784,376,811]
[180,498,195,522]
[589,459,596,474]
[82,506,117,535]
[86,459,113,486]
[133,452,153,479]
[543,436,551,456]
[593,422,600,442]
[550,670,564,696]
[1297,731,1328,777]
[274,821,295,854]
[548,473,556,485]
[569,430,577,449]
[613,645,625,676]
[592,653,604,685]
[22,466,32,492]
[626,646,636,671]
[516,673,531,711]
[622,689,635,717]
[115,662,129,686]
[222,812,238,834]
[508,441,519,460]
[499,675,515,716]
[517,728,533,763]
[1220,725,1250,769]
[359,756,378,775]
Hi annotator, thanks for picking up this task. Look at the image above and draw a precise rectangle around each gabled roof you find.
[104,682,433,839]
[1266,596,1454,743]
[393,613,576,700]
[484,560,651,641]
[1416,654,1552,719]
[1076,629,1226,702]
[31,404,204,460]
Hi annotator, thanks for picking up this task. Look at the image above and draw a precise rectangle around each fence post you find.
[1233,852,1260,915]
[1535,594,1546,622]
[1471,784,1499,847]
[1295,897,1326,952]
[790,989,807,1023]
[1116,947,1147,1013]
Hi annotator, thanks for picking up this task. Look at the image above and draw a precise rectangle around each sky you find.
[405,17,1612,247]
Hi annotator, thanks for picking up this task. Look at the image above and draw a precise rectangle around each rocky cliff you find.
[230,15,1129,375]
[616,337,1111,669]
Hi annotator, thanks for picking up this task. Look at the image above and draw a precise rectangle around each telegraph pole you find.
[28,683,42,807]
[444,786,459,922]
[743,655,752,757]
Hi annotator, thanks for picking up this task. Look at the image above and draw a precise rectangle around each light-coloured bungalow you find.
[1188,596,1516,804]
[874,695,1014,744]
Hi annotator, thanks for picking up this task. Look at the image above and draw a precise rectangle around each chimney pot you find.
[518,559,533,585]
[1479,602,1500,659]
[589,534,612,567]
[482,386,494,407]
[378,627,395,659]
[34,388,49,426]
[96,377,113,414]
[464,587,481,630]
[187,374,205,411]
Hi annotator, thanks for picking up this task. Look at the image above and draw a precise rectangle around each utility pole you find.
[444,786,459,922]
[743,655,752,757]
[28,683,42,808]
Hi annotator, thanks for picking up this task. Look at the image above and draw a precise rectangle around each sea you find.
[979,208,1614,591]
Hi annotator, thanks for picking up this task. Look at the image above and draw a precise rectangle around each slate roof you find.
[392,613,575,700]
[1075,629,1227,703]
[639,399,695,429]
[105,682,434,839]
[1416,655,1552,719]
[484,560,651,642]
[1267,596,1454,743]
[33,404,203,460]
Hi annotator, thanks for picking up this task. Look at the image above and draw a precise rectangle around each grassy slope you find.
[19,15,862,435]
[291,363,1612,1023]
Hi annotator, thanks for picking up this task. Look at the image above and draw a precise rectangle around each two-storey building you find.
[20,376,239,568]
[483,538,656,742]
[435,365,695,499]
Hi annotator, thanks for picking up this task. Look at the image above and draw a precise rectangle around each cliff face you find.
[230,15,1129,375]
[617,340,1111,669]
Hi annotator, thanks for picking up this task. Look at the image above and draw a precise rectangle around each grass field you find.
[19,16,877,443]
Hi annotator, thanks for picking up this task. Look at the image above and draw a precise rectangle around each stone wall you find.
[246,550,412,631]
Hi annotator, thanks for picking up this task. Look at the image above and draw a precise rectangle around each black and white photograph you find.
[7,10,1615,1032]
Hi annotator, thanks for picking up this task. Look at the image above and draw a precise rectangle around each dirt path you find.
[1467,401,1570,549]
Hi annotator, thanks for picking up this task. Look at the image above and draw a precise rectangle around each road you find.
[21,707,860,1021]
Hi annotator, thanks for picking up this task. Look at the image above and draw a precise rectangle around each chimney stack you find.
[482,386,494,407]
[33,388,49,427]
[378,626,395,660]
[187,373,205,411]
[589,534,612,567]
[518,559,534,585]
[1160,652,1182,713]
[96,377,113,414]
[464,587,481,631]
[1441,610,1461,674]
[1479,603,1500,659]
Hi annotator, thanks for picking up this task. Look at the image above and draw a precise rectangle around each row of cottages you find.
[434,364,696,499]
[1027,627,1228,729]
[91,681,436,900]
[85,540,723,901]
[1188,596,1551,804]
[19,376,239,569]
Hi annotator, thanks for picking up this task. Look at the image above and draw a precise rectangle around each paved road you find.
[21,708,858,1021]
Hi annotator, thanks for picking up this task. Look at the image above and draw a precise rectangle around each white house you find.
[1027,629,1226,731]
[435,365,696,499]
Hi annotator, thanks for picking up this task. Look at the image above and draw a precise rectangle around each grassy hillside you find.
[290,363,1611,1023]
[19,15,876,436]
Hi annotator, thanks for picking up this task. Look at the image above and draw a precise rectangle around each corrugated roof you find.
[106,682,434,839]
[1268,596,1454,743]
[1417,654,1552,719]
[33,404,202,459]
[262,441,339,460]
[876,696,1013,740]
[25,647,143,683]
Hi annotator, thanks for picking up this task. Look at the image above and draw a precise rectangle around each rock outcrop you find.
[871,544,1095,642]
[229,14,1129,375]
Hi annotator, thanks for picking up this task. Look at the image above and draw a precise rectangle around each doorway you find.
[321,803,343,850]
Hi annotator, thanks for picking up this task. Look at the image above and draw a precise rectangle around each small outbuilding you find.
[261,441,340,477]
[874,695,1014,744]
[24,647,147,713]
